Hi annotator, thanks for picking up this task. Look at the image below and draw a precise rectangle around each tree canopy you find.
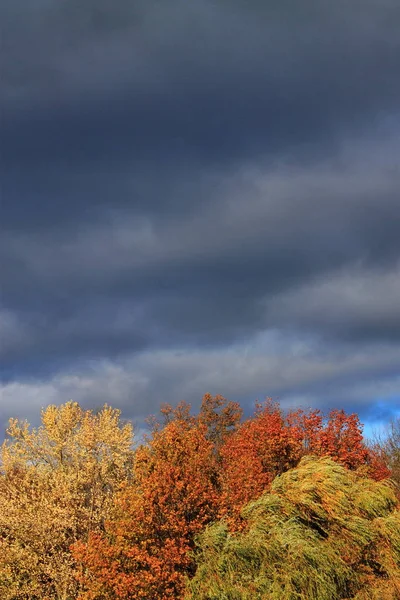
[187,456,400,600]
[0,397,396,599]
[0,402,134,600]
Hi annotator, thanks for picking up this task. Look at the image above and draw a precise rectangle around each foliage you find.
[219,399,306,518]
[186,456,400,600]
[197,393,242,448]
[0,395,394,599]
[219,400,386,521]
[73,411,223,599]
[150,393,242,448]
[378,417,400,489]
[0,402,134,600]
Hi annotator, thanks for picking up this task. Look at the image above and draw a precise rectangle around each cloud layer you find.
[1,0,399,432]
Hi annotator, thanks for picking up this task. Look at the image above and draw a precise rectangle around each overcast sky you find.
[1,0,400,436]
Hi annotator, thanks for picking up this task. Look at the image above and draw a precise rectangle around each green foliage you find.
[186,456,400,600]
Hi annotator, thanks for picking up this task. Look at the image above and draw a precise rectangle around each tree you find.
[371,416,400,490]
[384,416,400,486]
[187,456,400,600]
[73,416,223,600]
[219,401,389,522]
[197,393,242,449]
[219,399,305,519]
[1,396,392,599]
[151,393,242,449]
[0,402,134,600]
[319,409,370,470]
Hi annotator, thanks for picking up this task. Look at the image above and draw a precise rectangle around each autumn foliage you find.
[0,395,396,599]
[0,402,134,600]
[187,456,400,600]
[220,401,390,520]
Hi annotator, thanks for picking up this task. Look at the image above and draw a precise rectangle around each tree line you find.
[0,395,399,599]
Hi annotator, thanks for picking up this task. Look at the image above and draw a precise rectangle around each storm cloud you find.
[1,0,400,432]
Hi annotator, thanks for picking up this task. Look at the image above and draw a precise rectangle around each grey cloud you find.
[4,132,400,275]
[1,133,400,377]
[1,336,399,433]
[266,262,400,342]
[2,1,400,181]
[3,1,400,109]
[1,0,400,430]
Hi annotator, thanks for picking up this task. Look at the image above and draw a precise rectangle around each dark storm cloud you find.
[266,261,400,342]
[2,0,400,229]
[2,136,399,358]
[1,0,400,428]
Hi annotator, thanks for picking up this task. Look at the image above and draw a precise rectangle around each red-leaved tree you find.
[219,400,390,521]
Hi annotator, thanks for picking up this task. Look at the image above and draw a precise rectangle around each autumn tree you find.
[0,395,392,600]
[318,409,391,481]
[219,400,386,520]
[152,393,242,449]
[197,393,242,448]
[72,394,240,599]
[318,409,368,469]
[0,402,134,600]
[384,417,400,487]
[219,399,306,517]
[187,456,400,600]
[369,416,400,490]
[74,414,223,600]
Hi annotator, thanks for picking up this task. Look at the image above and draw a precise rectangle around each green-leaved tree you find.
[187,455,400,600]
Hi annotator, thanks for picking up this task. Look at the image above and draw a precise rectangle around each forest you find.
[0,395,399,600]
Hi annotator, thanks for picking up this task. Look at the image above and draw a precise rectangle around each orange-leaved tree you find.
[153,393,242,449]
[219,399,308,518]
[73,399,229,600]
[318,409,369,469]
[319,409,391,480]
[197,392,242,448]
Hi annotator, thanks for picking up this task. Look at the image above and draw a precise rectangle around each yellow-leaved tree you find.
[0,401,134,600]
